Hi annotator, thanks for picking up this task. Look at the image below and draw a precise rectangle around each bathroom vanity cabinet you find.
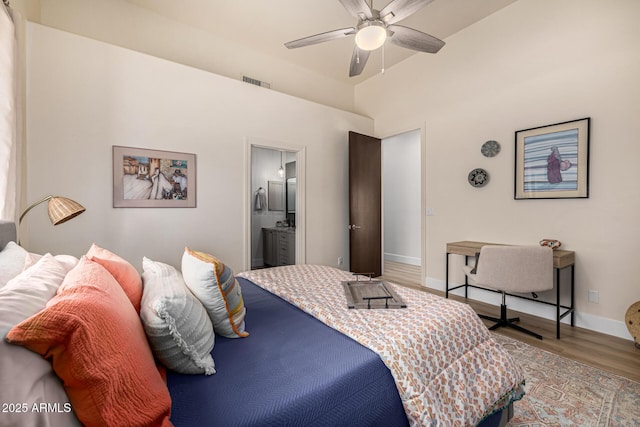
[263,227,295,267]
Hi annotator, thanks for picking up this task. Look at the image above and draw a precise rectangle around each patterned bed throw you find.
[238,265,525,427]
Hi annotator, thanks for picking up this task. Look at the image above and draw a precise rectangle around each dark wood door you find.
[349,131,382,277]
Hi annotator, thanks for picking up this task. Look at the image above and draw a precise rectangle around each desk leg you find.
[556,267,561,339]
[464,255,469,299]
[570,265,575,327]
[445,253,450,298]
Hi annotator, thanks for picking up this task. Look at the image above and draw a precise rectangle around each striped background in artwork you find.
[523,128,579,192]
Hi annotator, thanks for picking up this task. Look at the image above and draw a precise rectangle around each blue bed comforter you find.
[166,277,409,427]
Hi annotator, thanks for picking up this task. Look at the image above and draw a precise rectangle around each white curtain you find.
[0,3,20,221]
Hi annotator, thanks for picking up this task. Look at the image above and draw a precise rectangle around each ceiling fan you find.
[284,0,445,77]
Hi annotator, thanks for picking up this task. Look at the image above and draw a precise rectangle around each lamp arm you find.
[19,195,53,224]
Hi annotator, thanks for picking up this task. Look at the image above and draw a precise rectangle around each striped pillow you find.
[181,248,248,338]
[141,257,216,375]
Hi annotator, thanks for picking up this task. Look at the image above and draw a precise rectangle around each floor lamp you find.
[19,195,86,225]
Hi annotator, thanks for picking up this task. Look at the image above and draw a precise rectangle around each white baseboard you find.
[425,277,633,341]
[384,253,421,266]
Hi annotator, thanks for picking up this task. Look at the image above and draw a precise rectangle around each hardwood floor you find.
[381,261,640,383]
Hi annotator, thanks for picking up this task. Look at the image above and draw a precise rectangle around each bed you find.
[0,220,525,426]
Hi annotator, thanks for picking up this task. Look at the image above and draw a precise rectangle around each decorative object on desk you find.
[625,301,640,349]
[467,168,489,187]
[481,140,500,157]
[113,146,196,208]
[515,117,590,200]
[19,195,85,225]
[539,239,562,250]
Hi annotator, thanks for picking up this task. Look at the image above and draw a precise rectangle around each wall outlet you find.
[337,257,344,266]
[588,290,599,304]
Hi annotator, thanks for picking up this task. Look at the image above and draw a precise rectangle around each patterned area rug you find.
[493,334,640,426]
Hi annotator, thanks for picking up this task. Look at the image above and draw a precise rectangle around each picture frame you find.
[113,146,196,208]
[515,117,590,200]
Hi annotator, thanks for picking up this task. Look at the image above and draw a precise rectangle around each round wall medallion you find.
[468,168,489,187]
[481,140,501,157]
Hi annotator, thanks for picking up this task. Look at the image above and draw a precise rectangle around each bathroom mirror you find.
[268,181,284,211]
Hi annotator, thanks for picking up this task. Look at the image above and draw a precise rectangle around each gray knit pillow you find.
[0,241,28,288]
[141,257,216,375]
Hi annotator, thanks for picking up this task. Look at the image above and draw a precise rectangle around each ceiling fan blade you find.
[339,0,374,20]
[349,46,371,77]
[380,0,434,25]
[388,25,445,53]
[285,27,356,49]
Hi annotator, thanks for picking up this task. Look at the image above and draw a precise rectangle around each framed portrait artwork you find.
[113,146,196,208]
[514,118,590,200]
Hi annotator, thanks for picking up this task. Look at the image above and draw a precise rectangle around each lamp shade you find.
[355,22,387,51]
[47,196,86,225]
[19,195,86,225]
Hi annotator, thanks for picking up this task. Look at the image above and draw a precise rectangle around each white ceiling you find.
[124,0,517,85]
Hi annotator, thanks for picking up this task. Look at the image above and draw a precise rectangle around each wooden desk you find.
[446,241,575,339]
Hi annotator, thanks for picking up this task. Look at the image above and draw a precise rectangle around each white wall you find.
[383,130,421,266]
[23,23,373,273]
[36,0,356,112]
[355,0,640,338]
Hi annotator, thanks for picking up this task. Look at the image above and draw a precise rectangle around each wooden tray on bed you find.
[342,279,406,310]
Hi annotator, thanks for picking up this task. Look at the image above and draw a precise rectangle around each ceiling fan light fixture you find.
[355,21,387,51]
[283,1,442,77]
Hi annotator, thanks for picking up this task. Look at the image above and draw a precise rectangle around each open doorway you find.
[381,129,422,286]
[248,143,304,270]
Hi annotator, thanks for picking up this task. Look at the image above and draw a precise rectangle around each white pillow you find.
[24,252,79,272]
[0,253,80,427]
[141,257,216,375]
[0,241,28,288]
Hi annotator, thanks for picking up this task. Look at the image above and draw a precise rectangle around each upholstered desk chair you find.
[463,245,553,340]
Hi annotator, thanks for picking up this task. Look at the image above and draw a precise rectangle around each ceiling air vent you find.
[242,75,271,89]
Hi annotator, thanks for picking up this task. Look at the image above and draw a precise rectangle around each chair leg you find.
[479,293,544,340]
[504,321,543,340]
[478,313,501,323]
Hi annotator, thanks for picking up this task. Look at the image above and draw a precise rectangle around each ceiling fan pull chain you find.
[381,42,385,75]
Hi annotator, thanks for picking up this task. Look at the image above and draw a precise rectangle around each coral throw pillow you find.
[86,243,143,312]
[6,256,173,427]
